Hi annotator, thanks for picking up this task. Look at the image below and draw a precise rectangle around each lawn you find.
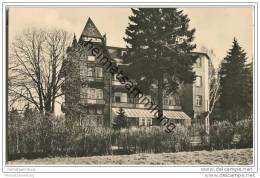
[8,148,253,165]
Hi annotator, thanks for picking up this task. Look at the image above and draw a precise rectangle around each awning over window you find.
[112,108,191,120]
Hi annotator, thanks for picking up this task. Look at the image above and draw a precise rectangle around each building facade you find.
[62,18,210,128]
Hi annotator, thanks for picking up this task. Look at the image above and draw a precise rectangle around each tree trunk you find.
[51,98,55,113]
[205,114,210,135]
[157,74,164,125]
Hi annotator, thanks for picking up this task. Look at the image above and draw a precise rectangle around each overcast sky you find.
[9,7,253,68]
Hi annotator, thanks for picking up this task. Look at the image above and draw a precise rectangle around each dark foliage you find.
[123,8,198,118]
[112,108,127,130]
[219,38,252,123]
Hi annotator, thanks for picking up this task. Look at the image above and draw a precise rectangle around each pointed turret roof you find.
[80,17,102,39]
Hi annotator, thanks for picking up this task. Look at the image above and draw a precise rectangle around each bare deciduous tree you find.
[8,28,71,113]
[200,46,220,134]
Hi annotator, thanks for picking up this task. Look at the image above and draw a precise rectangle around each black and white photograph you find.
[1,1,258,177]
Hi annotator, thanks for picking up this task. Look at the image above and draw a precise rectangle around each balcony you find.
[112,80,124,86]
[80,99,105,105]
[136,103,146,109]
[112,102,135,108]
[82,76,104,87]
[136,103,182,110]
[163,105,182,110]
[86,76,104,82]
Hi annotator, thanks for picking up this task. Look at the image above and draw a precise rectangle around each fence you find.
[7,111,253,160]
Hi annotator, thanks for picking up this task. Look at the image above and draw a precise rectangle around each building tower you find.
[63,18,111,128]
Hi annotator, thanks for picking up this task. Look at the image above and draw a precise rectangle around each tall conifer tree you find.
[123,8,198,120]
[219,38,249,122]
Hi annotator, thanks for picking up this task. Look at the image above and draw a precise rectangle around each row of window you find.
[79,59,202,89]
[81,37,102,43]
[81,107,104,115]
[80,66,103,78]
[163,96,181,106]
[80,88,103,99]
[79,88,203,107]
[80,114,103,127]
[114,92,128,103]
[113,92,181,106]
[139,118,152,126]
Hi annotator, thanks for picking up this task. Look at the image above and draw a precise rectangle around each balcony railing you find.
[112,80,124,86]
[163,105,182,110]
[86,76,104,82]
[136,103,182,110]
[80,99,105,105]
[135,103,146,109]
[112,102,135,108]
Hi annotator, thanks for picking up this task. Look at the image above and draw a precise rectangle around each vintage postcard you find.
[1,1,258,177]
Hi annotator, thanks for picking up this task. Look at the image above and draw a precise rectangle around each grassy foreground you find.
[8,148,253,165]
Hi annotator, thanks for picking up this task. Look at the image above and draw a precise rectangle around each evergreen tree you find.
[112,108,127,130]
[243,62,253,119]
[219,38,249,123]
[123,8,198,120]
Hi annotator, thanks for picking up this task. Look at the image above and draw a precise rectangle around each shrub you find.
[8,108,202,159]
[116,125,190,153]
[67,126,113,157]
[235,119,253,148]
[210,121,234,149]
[173,124,191,151]
[116,126,168,153]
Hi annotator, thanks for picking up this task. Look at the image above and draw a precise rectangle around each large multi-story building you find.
[62,18,210,128]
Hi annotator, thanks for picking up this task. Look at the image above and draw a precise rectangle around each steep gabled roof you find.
[80,17,102,39]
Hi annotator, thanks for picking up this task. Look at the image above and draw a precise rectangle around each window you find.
[139,118,152,126]
[147,118,152,126]
[195,57,202,67]
[128,96,135,103]
[114,92,127,103]
[164,97,169,105]
[196,95,202,106]
[87,88,103,100]
[139,118,146,126]
[88,56,95,62]
[121,93,127,102]
[89,107,95,114]
[96,89,103,99]
[121,50,127,56]
[96,67,103,78]
[168,98,175,106]
[175,96,181,105]
[80,87,88,99]
[96,115,103,126]
[97,108,103,115]
[164,96,176,106]
[88,88,96,99]
[196,76,202,87]
[80,65,88,76]
[115,96,121,102]
[87,67,94,77]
